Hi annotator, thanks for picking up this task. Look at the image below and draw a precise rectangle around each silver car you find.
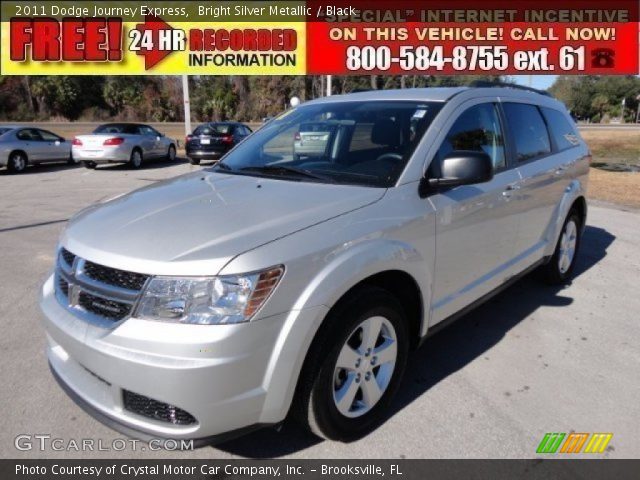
[72,123,177,170]
[41,86,589,443]
[0,126,73,173]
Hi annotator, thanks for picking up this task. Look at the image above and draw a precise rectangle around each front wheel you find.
[293,287,409,441]
[540,210,582,284]
[7,152,28,173]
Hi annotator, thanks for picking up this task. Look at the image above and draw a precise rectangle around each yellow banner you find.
[0,22,306,75]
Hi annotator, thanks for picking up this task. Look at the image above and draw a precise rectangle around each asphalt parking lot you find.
[1,158,639,459]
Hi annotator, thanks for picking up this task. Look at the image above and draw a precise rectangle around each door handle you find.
[502,184,520,198]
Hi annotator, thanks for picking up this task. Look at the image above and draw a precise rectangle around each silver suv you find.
[41,86,589,443]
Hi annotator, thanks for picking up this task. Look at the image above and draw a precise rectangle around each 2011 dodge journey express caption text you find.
[41,86,589,443]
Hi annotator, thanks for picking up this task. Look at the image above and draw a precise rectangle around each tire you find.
[67,153,78,165]
[540,210,582,285]
[293,286,409,441]
[166,145,176,162]
[129,149,143,169]
[7,151,28,173]
[82,161,97,169]
[189,157,201,165]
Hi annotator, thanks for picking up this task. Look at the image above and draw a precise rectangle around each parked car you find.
[72,123,176,170]
[185,122,252,165]
[41,86,589,444]
[293,120,354,159]
[0,126,73,173]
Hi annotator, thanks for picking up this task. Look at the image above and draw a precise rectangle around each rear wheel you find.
[166,145,176,162]
[82,161,97,169]
[293,287,409,441]
[540,210,582,284]
[7,151,28,173]
[67,153,78,165]
[129,149,143,169]
[189,157,201,165]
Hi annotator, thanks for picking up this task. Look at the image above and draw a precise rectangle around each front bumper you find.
[40,274,304,441]
[72,145,131,163]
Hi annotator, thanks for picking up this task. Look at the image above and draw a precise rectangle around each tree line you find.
[549,76,640,123]
[1,75,638,123]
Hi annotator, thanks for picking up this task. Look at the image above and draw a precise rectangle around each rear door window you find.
[502,103,551,162]
[541,107,581,151]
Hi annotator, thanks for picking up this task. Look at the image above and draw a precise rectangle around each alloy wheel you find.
[558,219,578,274]
[332,316,397,418]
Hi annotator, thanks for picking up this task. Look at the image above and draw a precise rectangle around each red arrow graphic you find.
[133,15,175,70]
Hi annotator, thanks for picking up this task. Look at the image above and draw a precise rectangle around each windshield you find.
[93,124,140,134]
[0,127,13,136]
[213,101,442,187]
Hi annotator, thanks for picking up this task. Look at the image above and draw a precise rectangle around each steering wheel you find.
[376,153,403,164]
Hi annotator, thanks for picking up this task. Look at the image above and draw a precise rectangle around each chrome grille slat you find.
[55,248,147,324]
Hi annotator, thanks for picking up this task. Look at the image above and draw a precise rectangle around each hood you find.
[62,172,385,276]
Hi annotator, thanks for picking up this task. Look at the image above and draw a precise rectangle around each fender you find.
[258,238,432,423]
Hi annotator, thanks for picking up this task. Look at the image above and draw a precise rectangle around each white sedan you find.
[72,123,177,170]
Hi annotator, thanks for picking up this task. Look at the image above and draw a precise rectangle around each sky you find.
[511,75,558,91]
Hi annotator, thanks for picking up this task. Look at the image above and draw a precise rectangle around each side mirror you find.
[422,151,493,194]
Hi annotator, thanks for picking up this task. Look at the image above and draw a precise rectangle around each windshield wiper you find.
[239,165,336,183]
[213,162,233,171]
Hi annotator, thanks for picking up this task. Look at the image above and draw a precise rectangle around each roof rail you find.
[468,80,553,97]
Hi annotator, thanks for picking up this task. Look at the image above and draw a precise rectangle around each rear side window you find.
[541,108,581,151]
[438,103,506,170]
[502,103,551,162]
[38,130,61,141]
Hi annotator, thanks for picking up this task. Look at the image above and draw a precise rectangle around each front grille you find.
[78,291,131,320]
[123,390,197,426]
[60,248,76,267]
[83,261,149,291]
[55,248,148,324]
[58,276,69,297]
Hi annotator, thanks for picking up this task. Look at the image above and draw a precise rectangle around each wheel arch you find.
[544,179,588,257]
[9,149,28,161]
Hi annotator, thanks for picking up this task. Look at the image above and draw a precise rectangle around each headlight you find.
[135,266,284,325]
